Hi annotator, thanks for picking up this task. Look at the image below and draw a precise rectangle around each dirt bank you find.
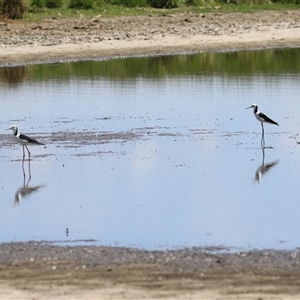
[1,9,300,65]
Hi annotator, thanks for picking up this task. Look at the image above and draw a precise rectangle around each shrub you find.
[272,0,300,3]
[30,0,45,10]
[121,0,147,6]
[69,0,93,8]
[1,0,26,19]
[147,0,179,7]
[45,0,63,7]
[104,0,121,4]
[184,0,204,5]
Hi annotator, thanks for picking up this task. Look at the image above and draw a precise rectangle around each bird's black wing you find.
[19,134,43,145]
[260,112,279,126]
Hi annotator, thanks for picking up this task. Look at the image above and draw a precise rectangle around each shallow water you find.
[1,49,300,250]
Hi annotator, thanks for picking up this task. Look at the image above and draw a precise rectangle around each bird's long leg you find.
[263,124,265,148]
[261,146,265,166]
[261,122,265,149]
[22,145,25,160]
[28,157,32,180]
[25,145,31,161]
[22,157,25,177]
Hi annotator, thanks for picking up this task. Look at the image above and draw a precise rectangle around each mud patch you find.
[1,242,300,299]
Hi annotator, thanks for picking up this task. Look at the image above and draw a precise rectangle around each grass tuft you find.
[1,0,299,20]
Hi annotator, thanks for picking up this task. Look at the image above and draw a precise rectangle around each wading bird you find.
[246,104,279,148]
[6,125,44,159]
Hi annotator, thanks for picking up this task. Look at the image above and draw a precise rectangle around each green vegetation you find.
[0,0,26,19]
[0,0,299,20]
[30,0,45,11]
[45,0,63,8]
[69,0,94,9]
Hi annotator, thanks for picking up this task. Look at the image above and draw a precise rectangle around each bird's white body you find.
[13,133,33,146]
[254,111,266,123]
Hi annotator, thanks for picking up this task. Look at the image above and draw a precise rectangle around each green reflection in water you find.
[1,48,300,85]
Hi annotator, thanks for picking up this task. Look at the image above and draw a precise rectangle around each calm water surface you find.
[1,49,300,250]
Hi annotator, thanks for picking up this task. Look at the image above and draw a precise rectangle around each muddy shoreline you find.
[1,10,300,65]
[1,241,300,299]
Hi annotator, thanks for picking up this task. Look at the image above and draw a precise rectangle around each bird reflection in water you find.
[254,147,279,184]
[14,158,44,207]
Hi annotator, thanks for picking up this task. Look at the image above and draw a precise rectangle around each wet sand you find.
[1,9,300,299]
[1,242,300,299]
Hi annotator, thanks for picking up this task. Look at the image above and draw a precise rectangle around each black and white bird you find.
[246,104,279,127]
[6,125,44,159]
[246,103,279,147]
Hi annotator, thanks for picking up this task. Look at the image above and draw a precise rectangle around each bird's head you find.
[6,125,18,133]
[246,103,258,111]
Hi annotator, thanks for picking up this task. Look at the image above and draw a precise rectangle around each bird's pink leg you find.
[25,145,31,161]
[261,122,265,149]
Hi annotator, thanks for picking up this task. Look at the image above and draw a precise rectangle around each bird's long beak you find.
[246,106,252,109]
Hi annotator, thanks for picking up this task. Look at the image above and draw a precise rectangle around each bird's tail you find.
[33,140,45,145]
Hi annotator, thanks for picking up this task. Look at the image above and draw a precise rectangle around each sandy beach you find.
[1,9,300,299]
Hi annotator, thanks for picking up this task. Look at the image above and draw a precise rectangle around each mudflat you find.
[1,10,300,299]
[1,242,300,299]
